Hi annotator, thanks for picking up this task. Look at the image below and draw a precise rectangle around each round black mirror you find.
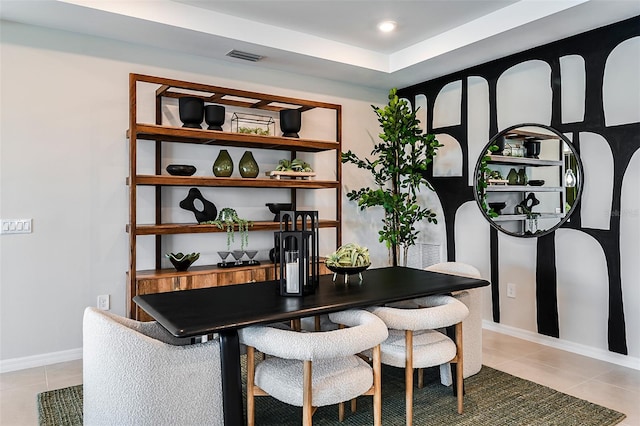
[473,123,583,237]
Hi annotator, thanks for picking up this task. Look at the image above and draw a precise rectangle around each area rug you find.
[38,362,626,426]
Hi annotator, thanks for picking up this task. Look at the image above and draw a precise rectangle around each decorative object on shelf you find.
[165,252,200,271]
[265,203,293,221]
[524,139,541,158]
[518,193,540,212]
[213,149,234,177]
[231,112,275,136]
[217,251,231,266]
[245,250,259,265]
[267,158,315,179]
[275,210,319,296]
[488,202,507,215]
[528,179,545,186]
[279,108,302,138]
[179,188,217,223]
[565,168,577,187]
[238,151,259,178]
[507,168,519,185]
[204,105,225,131]
[178,96,204,128]
[517,169,528,185]
[325,243,371,283]
[231,250,245,265]
[476,142,502,218]
[342,88,441,267]
[202,207,253,252]
[166,164,196,176]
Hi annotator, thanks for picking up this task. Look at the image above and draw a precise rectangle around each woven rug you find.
[38,362,626,426]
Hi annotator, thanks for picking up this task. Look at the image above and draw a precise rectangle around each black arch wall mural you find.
[398,16,639,355]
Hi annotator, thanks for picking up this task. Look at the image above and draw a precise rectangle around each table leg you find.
[219,330,244,426]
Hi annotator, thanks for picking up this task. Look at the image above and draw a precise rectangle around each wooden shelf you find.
[130,175,339,189]
[488,155,562,167]
[486,185,563,192]
[128,124,339,152]
[493,213,564,222]
[129,219,341,235]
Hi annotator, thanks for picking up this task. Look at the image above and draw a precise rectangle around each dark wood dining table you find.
[134,265,489,425]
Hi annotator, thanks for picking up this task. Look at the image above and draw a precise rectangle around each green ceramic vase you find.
[239,151,259,178]
[213,149,233,177]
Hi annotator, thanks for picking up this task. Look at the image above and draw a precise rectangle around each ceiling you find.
[2,0,639,90]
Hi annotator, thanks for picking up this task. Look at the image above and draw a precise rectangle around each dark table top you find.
[134,266,489,337]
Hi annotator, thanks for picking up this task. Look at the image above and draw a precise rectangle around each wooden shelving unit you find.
[127,73,342,319]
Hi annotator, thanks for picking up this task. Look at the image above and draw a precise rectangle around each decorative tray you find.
[265,171,316,180]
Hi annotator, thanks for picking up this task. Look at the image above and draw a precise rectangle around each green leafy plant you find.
[342,88,441,267]
[201,208,253,251]
[476,144,501,218]
[238,127,270,136]
[275,158,313,172]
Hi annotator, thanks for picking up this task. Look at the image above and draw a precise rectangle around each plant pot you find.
[178,97,204,128]
[213,150,234,177]
[280,109,301,138]
[205,105,225,131]
[524,140,541,158]
[239,151,259,178]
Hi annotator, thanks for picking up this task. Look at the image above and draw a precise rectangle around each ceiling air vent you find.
[226,50,264,62]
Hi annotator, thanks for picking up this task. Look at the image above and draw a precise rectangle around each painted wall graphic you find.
[399,16,640,356]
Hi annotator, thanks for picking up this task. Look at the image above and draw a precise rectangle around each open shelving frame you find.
[127,73,342,318]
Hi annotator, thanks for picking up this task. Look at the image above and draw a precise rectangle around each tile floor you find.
[1,329,638,425]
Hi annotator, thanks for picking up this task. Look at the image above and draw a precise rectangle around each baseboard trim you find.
[0,348,82,373]
[483,320,640,371]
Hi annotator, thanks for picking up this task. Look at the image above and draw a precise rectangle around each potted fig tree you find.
[342,88,441,266]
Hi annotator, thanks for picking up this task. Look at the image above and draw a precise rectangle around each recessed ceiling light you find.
[378,20,397,33]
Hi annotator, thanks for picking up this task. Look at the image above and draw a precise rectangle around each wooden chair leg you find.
[455,322,464,414]
[417,368,424,389]
[315,315,321,331]
[405,330,414,426]
[247,346,256,426]
[303,360,313,426]
[372,344,382,426]
[338,402,345,422]
[351,398,357,413]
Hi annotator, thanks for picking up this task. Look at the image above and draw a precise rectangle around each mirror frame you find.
[473,123,584,238]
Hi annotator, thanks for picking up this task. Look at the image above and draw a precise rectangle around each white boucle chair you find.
[239,309,388,426]
[425,262,483,385]
[369,295,469,425]
[82,307,223,426]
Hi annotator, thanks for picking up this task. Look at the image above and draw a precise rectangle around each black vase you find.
[205,105,225,131]
[280,109,301,138]
[524,140,541,158]
[179,97,204,128]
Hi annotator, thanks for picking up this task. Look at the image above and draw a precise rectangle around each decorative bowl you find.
[528,180,545,186]
[166,252,200,271]
[325,263,371,283]
[166,164,196,176]
[266,203,293,221]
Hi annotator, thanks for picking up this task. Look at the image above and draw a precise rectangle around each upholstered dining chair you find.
[82,307,223,426]
[239,309,388,426]
[425,262,483,385]
[369,295,469,425]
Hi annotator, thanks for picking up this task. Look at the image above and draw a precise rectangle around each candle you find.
[285,251,300,293]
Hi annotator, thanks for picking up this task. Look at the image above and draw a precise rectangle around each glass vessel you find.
[213,149,233,177]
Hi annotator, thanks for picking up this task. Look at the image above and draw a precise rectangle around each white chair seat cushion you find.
[255,355,373,407]
[379,329,456,369]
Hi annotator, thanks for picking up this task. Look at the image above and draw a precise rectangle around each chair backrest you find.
[369,295,469,331]
[239,309,388,361]
[426,262,482,279]
[83,307,223,426]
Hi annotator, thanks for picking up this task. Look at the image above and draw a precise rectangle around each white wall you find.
[0,21,385,367]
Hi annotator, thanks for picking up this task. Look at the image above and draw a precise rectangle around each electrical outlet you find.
[97,294,110,310]
[507,283,517,298]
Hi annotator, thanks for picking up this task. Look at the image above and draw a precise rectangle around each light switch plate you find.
[1,219,32,234]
